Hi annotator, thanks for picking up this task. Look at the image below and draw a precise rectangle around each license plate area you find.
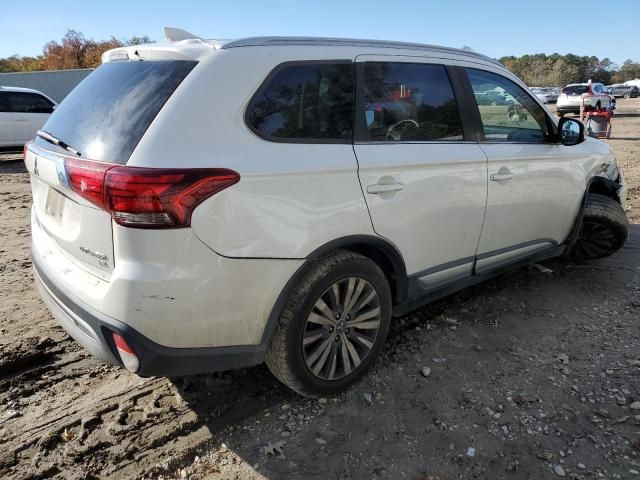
[45,187,66,221]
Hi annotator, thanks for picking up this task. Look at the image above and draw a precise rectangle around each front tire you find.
[624,92,631,99]
[570,193,628,260]
[265,251,392,397]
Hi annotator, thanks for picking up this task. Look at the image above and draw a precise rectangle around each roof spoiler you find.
[164,27,202,42]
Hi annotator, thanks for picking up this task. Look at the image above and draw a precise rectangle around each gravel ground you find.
[0,99,639,480]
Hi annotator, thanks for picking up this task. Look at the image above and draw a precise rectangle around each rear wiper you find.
[36,130,82,157]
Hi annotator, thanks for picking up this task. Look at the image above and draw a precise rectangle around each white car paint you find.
[0,86,56,147]
[26,34,623,375]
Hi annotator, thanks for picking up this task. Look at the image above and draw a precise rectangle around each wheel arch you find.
[563,175,623,253]
[260,235,408,346]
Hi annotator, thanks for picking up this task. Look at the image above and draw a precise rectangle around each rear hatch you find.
[560,85,589,105]
[27,59,197,278]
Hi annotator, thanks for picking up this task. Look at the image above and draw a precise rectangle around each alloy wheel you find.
[302,277,381,380]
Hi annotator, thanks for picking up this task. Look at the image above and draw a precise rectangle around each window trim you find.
[353,61,474,144]
[244,59,355,145]
[460,67,559,145]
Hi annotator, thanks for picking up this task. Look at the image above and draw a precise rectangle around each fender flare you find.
[259,235,408,346]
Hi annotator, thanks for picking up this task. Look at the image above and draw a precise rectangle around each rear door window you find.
[246,61,354,142]
[360,62,463,141]
[0,93,9,112]
[35,60,197,163]
[7,92,54,114]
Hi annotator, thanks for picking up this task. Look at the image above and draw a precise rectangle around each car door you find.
[353,56,488,293]
[0,92,15,147]
[7,92,55,144]
[459,65,590,273]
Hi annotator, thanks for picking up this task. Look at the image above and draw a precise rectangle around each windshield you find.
[35,60,197,164]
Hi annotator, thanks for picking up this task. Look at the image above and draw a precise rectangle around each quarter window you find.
[361,62,463,142]
[466,68,551,142]
[246,62,354,142]
[7,92,54,114]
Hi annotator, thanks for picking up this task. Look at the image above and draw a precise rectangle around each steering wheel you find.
[385,119,419,141]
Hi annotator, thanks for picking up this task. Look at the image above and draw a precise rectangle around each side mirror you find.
[558,117,584,146]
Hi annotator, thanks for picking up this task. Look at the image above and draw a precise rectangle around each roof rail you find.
[219,36,503,67]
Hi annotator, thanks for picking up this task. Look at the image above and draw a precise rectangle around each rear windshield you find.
[564,85,588,95]
[35,60,197,163]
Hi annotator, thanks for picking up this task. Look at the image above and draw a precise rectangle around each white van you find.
[26,29,628,396]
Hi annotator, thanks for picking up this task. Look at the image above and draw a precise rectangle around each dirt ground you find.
[1,99,639,480]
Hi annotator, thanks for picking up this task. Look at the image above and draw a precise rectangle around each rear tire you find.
[557,111,565,118]
[570,193,628,260]
[265,250,392,397]
[624,92,631,99]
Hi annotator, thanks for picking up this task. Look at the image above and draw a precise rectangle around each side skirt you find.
[392,245,565,317]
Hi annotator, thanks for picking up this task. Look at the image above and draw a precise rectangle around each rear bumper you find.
[556,105,580,113]
[34,258,267,376]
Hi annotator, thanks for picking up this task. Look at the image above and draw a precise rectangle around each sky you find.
[1,0,638,66]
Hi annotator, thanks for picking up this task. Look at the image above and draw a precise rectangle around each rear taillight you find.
[64,159,240,228]
[23,143,29,162]
[65,158,112,209]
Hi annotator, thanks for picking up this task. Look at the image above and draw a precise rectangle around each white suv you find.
[26,30,628,396]
[0,86,56,147]
[556,82,609,116]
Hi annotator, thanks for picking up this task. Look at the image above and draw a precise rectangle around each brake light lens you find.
[105,167,240,227]
[64,159,240,228]
[65,159,111,209]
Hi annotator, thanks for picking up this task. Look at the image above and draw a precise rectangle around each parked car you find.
[530,87,552,104]
[556,82,610,116]
[544,87,560,103]
[0,86,56,148]
[607,84,639,98]
[26,30,629,397]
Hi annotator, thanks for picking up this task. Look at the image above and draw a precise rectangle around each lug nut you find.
[335,336,340,342]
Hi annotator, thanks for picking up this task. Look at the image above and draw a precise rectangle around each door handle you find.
[490,172,514,182]
[13,118,28,122]
[367,183,404,194]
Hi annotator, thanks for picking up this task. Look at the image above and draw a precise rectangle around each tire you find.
[570,193,628,260]
[624,92,631,99]
[557,111,565,118]
[265,250,392,397]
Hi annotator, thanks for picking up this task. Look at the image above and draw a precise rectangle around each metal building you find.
[0,69,93,103]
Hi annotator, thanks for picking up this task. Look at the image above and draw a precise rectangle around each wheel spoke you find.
[330,283,341,309]
[314,298,334,320]
[341,278,356,315]
[351,331,374,349]
[312,338,334,375]
[344,278,366,315]
[340,339,352,375]
[303,330,325,346]
[348,307,380,325]
[328,345,338,380]
[342,333,361,367]
[307,312,335,326]
[352,289,376,314]
[306,336,333,368]
[350,319,380,330]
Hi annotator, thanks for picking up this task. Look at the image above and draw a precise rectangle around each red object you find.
[113,332,135,354]
[112,332,140,372]
[64,159,240,228]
